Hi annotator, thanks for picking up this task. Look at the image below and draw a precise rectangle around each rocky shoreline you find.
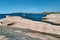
[0,14,60,40]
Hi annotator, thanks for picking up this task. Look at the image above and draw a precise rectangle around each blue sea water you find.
[0,13,47,21]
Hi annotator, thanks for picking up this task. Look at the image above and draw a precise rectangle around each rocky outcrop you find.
[43,14,60,24]
[0,15,60,35]
[0,26,60,40]
[0,15,60,40]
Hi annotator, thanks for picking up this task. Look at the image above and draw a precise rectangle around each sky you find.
[0,0,60,13]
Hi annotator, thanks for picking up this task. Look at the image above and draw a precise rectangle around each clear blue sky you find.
[0,0,60,13]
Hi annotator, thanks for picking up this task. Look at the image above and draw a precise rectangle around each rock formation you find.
[0,15,60,35]
[43,14,60,24]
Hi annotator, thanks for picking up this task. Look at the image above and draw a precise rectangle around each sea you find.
[0,13,47,21]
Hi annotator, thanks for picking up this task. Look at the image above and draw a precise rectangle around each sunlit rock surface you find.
[0,15,60,40]
[0,26,60,40]
[43,14,60,24]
